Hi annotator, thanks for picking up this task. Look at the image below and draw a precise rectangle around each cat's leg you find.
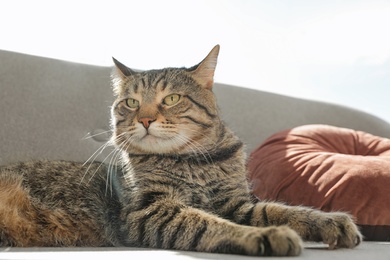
[219,199,362,249]
[120,199,303,256]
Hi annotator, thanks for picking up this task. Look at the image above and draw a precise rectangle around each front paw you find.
[209,225,303,256]
[240,226,303,256]
[258,226,303,256]
[312,212,362,249]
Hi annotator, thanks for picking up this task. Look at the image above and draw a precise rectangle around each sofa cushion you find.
[248,124,390,241]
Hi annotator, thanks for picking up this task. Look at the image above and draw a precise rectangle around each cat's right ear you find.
[112,57,136,78]
[111,57,136,96]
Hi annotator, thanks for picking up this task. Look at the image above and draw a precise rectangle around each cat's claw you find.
[328,241,338,250]
[315,212,362,249]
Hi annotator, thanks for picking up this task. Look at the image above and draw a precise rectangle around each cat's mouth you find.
[141,133,156,141]
[139,127,174,140]
[140,131,170,143]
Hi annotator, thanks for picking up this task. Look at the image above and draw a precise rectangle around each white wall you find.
[1,0,389,123]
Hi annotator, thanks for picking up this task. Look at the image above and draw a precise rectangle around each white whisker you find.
[174,132,214,165]
[81,132,127,185]
[80,141,111,184]
[82,141,110,167]
[106,147,122,196]
[82,130,112,140]
[104,132,136,195]
[179,125,218,146]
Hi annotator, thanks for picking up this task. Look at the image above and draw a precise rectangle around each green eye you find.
[126,98,139,109]
[163,94,181,106]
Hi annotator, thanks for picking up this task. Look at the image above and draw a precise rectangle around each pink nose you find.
[138,117,155,129]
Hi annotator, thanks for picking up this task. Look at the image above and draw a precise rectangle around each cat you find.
[0,45,361,256]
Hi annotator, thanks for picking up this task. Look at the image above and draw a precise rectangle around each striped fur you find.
[0,45,361,255]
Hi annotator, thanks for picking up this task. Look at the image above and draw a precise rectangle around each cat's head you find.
[111,45,222,155]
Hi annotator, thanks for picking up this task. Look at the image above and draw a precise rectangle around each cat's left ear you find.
[190,45,220,90]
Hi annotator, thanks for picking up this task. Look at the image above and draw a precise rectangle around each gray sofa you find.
[1,50,389,259]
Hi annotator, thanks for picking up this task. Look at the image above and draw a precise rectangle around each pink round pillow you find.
[248,124,390,241]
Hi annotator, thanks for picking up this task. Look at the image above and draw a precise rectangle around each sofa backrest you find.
[214,84,390,152]
[1,50,389,165]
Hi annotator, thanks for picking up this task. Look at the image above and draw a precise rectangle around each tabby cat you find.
[0,45,361,256]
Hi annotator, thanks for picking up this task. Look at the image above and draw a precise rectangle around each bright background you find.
[1,0,389,123]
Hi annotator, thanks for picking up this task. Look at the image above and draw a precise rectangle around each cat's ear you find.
[112,57,136,78]
[190,45,220,90]
[111,57,136,96]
